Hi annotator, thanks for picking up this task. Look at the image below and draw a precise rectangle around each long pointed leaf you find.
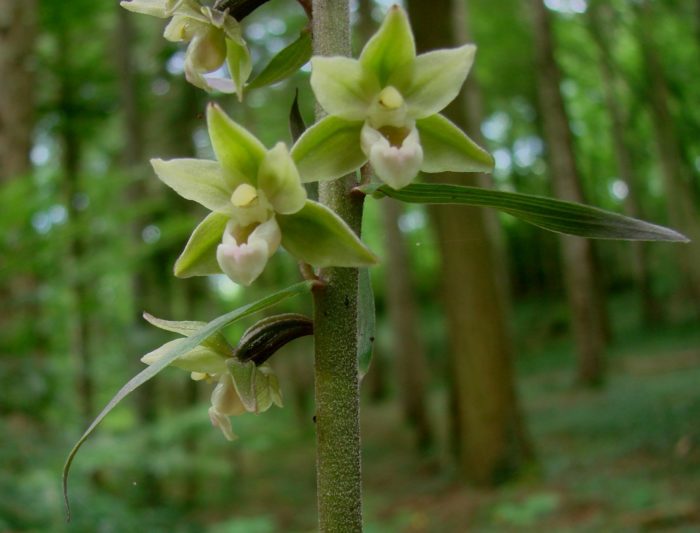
[63,280,314,521]
[361,183,688,242]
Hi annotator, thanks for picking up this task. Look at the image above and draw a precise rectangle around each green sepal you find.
[360,183,690,242]
[248,29,312,89]
[291,116,366,183]
[150,158,232,213]
[277,199,378,267]
[404,45,476,119]
[416,114,494,173]
[359,4,415,86]
[228,358,257,412]
[141,339,227,375]
[206,103,266,189]
[143,312,232,355]
[174,211,228,278]
[226,37,252,101]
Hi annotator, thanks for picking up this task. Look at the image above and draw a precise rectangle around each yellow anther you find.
[378,86,404,110]
[231,183,258,207]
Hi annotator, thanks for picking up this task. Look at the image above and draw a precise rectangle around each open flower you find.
[120,0,251,98]
[291,4,493,189]
[140,313,282,441]
[151,103,376,286]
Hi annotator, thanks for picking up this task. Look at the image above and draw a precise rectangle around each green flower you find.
[140,313,282,441]
[151,103,377,286]
[291,4,493,189]
[120,0,251,98]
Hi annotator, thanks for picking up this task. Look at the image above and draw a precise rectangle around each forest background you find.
[1,0,700,531]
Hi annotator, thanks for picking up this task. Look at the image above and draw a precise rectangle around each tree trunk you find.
[637,2,700,313]
[381,199,433,450]
[529,0,610,386]
[0,0,35,180]
[407,0,534,486]
[587,2,661,326]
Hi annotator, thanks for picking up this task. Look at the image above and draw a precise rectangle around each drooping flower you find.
[291,4,493,189]
[140,313,282,441]
[120,0,251,98]
[151,103,377,286]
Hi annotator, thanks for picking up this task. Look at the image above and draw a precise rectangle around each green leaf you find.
[416,114,494,173]
[174,211,228,278]
[206,103,266,189]
[362,183,689,242]
[359,5,415,86]
[248,30,312,89]
[277,200,378,267]
[63,280,314,521]
[142,340,228,374]
[404,45,476,119]
[142,313,231,355]
[310,56,377,120]
[357,268,376,380]
[291,116,366,183]
[150,158,232,213]
[226,37,252,101]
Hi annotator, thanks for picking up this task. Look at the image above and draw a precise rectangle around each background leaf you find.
[361,183,689,242]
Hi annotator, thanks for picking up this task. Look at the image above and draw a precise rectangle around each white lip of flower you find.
[216,216,282,287]
[208,373,246,441]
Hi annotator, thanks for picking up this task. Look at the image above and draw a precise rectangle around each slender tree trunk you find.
[637,3,700,312]
[0,0,35,180]
[381,199,433,450]
[587,2,661,325]
[311,1,363,530]
[407,0,534,486]
[529,0,609,386]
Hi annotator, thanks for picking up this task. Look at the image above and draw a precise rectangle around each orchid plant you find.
[64,1,688,530]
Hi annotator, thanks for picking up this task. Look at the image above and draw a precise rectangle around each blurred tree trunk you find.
[115,6,164,506]
[529,0,610,386]
[56,23,96,425]
[381,199,433,450]
[0,0,35,180]
[636,3,700,313]
[407,0,534,485]
[587,1,661,326]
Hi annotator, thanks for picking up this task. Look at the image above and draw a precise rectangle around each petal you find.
[310,56,377,120]
[227,359,258,412]
[249,217,282,258]
[277,200,378,267]
[186,28,227,73]
[211,373,247,416]
[257,143,306,215]
[404,45,476,118]
[216,222,272,286]
[150,158,232,213]
[359,5,415,86]
[362,123,423,189]
[208,406,237,441]
[206,103,266,189]
[291,116,367,183]
[174,211,228,278]
[416,114,494,173]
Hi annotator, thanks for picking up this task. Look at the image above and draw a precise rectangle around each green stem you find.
[311,1,364,531]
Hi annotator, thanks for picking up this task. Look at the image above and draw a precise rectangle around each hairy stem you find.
[311,1,364,531]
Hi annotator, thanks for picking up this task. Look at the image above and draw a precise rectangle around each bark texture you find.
[407,0,534,486]
[0,0,36,180]
[530,0,610,386]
